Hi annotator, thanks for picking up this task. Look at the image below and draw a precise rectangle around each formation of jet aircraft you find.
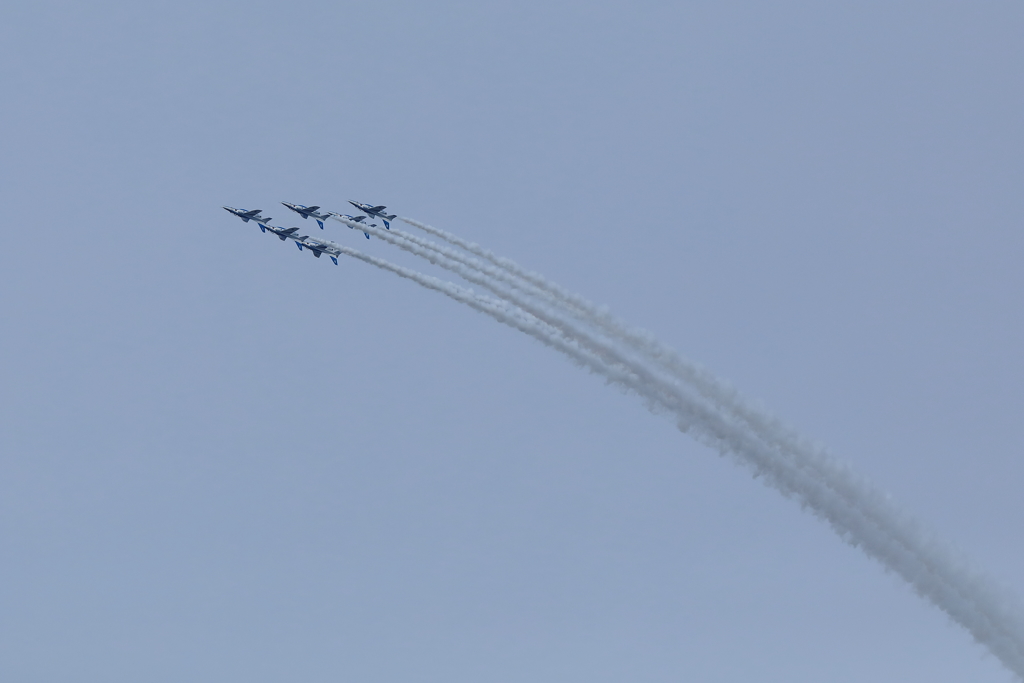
[224,198,398,266]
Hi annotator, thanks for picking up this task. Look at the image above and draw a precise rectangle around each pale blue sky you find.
[1,2,1022,681]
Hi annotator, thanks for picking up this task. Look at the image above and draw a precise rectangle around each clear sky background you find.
[1,1,1022,681]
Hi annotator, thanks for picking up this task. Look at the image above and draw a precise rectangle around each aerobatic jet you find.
[223,206,271,224]
[347,201,396,229]
[328,212,374,239]
[261,224,307,242]
[281,202,329,229]
[295,236,342,265]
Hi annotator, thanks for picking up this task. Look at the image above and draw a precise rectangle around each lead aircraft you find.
[347,201,396,229]
[223,206,271,224]
[281,202,329,229]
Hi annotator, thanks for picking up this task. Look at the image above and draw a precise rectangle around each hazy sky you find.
[1,1,1022,681]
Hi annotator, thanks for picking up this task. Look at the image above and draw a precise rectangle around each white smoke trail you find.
[389,217,1024,666]
[329,219,1024,677]
[395,216,889,498]
[325,242,567,346]
[392,220,851,465]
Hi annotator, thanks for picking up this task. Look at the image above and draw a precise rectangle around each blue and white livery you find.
[281,202,330,229]
[347,200,396,229]
[295,236,342,265]
[223,206,271,225]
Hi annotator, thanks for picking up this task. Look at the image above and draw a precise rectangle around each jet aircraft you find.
[328,212,374,239]
[260,224,306,242]
[296,236,342,265]
[347,201,396,229]
[281,202,329,229]
[223,206,271,224]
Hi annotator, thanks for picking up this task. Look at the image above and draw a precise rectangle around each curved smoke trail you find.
[384,217,1024,672]
[323,221,1024,678]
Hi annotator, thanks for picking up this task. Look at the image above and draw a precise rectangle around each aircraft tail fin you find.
[330,256,338,265]
[316,219,325,229]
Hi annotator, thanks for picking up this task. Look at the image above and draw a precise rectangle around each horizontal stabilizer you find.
[312,250,321,258]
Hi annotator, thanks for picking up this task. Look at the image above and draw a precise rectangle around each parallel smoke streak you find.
[328,219,1024,678]
[385,218,1024,658]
